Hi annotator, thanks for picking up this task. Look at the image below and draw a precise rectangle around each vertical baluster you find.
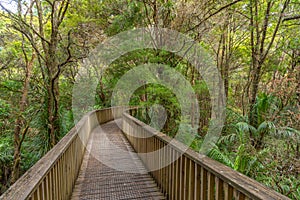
[235,189,246,200]
[164,144,168,196]
[167,146,172,197]
[195,164,201,200]
[169,147,173,200]
[178,155,183,199]
[152,137,157,182]
[30,191,37,200]
[233,188,247,200]
[45,175,49,199]
[61,155,65,200]
[171,148,176,200]
[65,154,68,199]
[156,138,160,183]
[66,153,69,199]
[158,138,162,190]
[215,177,224,199]
[150,136,154,171]
[132,120,134,146]
[175,152,180,200]
[164,145,168,197]
[183,156,190,200]
[145,134,148,169]
[66,148,70,198]
[162,140,165,193]
[233,188,238,200]
[70,144,73,197]
[201,167,207,199]
[188,159,195,200]
[37,186,41,200]
[180,155,185,199]
[137,126,140,153]
[224,183,233,200]
[49,169,53,200]
[41,180,45,200]
[54,164,58,200]
[143,129,146,154]
[71,141,75,192]
[59,159,63,200]
[207,172,215,199]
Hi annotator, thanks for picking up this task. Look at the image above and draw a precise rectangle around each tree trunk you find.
[11,53,35,183]
[47,23,60,148]
[47,79,60,148]
[249,60,261,128]
[46,59,60,148]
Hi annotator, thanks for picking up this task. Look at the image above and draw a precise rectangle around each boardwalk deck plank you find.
[70,120,165,200]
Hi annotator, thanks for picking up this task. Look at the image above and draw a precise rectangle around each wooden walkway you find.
[1,108,290,200]
[71,120,166,200]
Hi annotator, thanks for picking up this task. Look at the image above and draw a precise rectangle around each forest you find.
[0,0,299,198]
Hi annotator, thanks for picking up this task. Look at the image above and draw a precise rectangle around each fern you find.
[217,133,236,145]
[272,127,300,140]
[208,146,234,168]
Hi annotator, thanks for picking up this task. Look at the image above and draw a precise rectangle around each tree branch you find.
[186,0,244,32]
[261,0,290,63]
[283,14,300,22]
[58,0,70,26]
[259,1,272,56]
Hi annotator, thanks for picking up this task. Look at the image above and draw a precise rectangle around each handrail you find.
[122,109,290,200]
[1,106,290,200]
[0,107,125,200]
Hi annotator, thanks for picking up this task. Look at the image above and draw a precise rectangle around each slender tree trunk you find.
[98,78,106,106]
[47,57,60,148]
[248,0,289,129]
[11,53,35,183]
[47,79,60,148]
[47,19,61,147]
[249,60,261,128]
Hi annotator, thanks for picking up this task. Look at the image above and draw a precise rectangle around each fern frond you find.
[217,133,237,145]
[208,146,234,168]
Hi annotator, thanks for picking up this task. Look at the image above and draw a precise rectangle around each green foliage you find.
[129,83,181,137]
[0,135,13,193]
[0,0,299,198]
[105,0,144,36]
[0,99,11,130]
[20,137,43,173]
[0,136,13,166]
[209,121,265,176]
[59,108,74,138]
[208,108,300,198]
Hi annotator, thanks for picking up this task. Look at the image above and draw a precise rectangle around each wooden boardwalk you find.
[1,108,290,200]
[71,120,166,200]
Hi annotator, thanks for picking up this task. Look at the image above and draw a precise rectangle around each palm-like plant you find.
[208,121,266,176]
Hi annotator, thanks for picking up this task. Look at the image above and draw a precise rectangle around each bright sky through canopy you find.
[0,0,17,13]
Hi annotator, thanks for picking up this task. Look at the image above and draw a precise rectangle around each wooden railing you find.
[0,107,125,200]
[122,109,290,200]
[1,107,290,200]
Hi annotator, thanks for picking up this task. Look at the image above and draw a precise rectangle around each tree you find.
[247,0,290,128]
[1,0,76,147]
[11,45,36,183]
